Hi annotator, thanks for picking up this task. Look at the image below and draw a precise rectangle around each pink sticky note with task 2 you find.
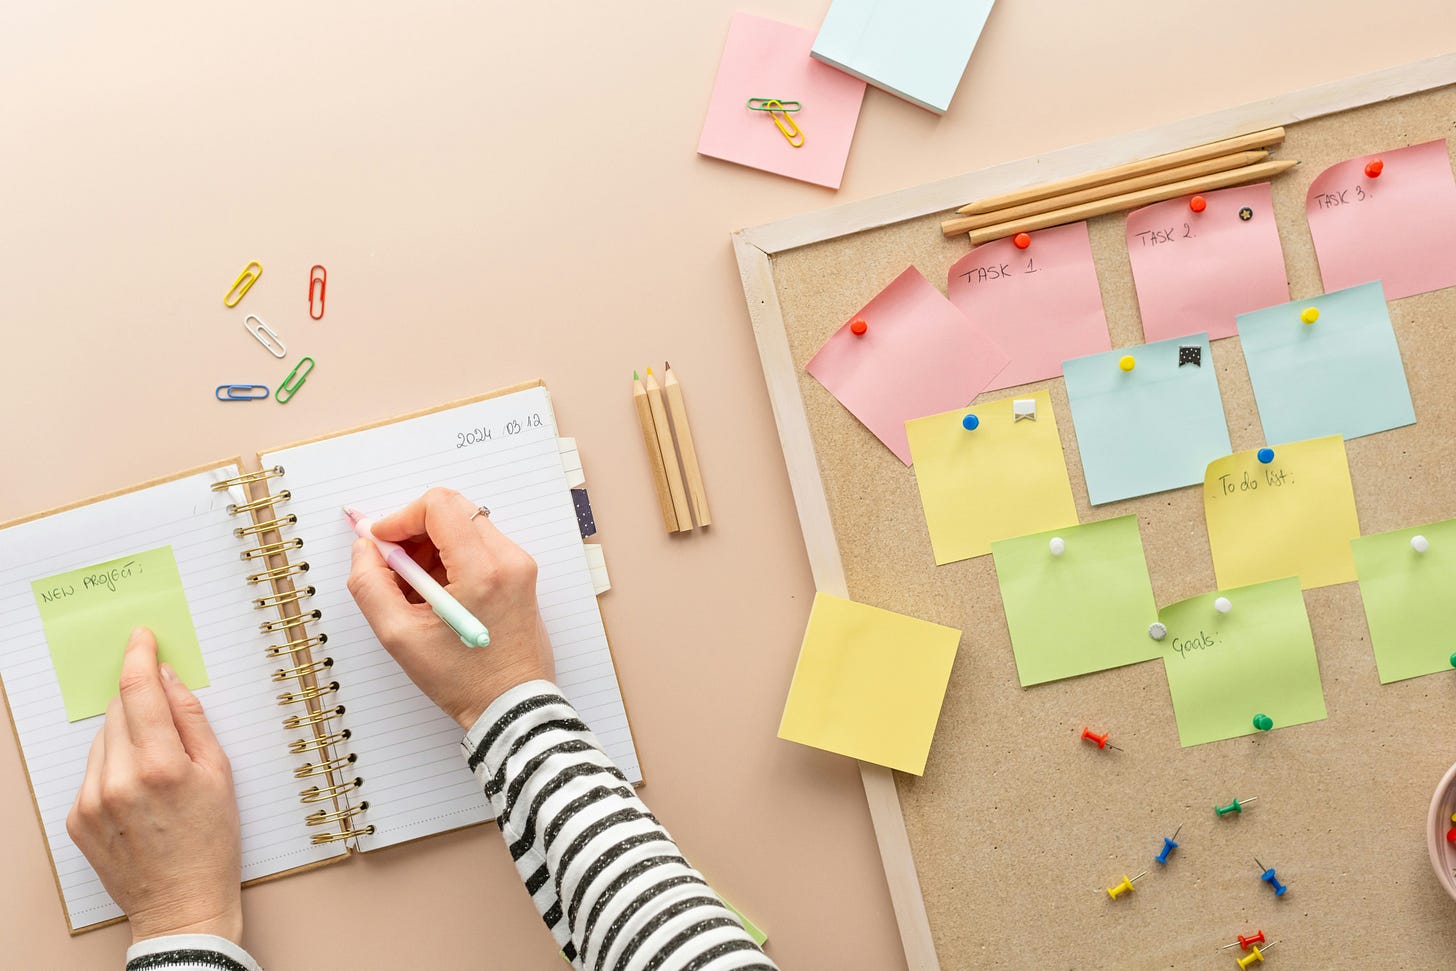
[697,13,867,189]
[1126,183,1289,342]
[1306,140,1456,299]
[946,222,1111,391]
[806,266,1010,464]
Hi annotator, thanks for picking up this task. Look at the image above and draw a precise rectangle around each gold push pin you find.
[1105,869,1146,899]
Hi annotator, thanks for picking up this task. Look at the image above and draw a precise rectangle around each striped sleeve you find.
[461,681,776,971]
[124,934,263,971]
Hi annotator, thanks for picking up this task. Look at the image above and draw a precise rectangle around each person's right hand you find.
[346,487,554,730]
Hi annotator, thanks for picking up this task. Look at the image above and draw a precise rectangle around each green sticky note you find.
[1158,577,1327,746]
[991,516,1161,686]
[31,546,209,721]
[1352,519,1456,683]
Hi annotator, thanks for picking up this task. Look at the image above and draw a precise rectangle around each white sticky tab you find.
[584,543,610,595]
[1013,399,1037,422]
[559,438,586,489]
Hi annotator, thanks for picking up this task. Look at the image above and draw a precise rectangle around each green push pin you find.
[1252,713,1274,732]
[1215,795,1258,817]
[1449,652,1456,669]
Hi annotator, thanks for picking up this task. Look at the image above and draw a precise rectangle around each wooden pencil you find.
[954,127,1286,215]
[634,370,679,533]
[966,159,1298,246]
[644,368,693,532]
[939,150,1268,237]
[662,363,711,528]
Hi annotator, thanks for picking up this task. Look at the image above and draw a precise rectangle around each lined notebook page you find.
[262,386,639,851]
[0,465,345,931]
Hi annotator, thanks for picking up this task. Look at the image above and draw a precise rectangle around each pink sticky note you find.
[946,222,1111,391]
[806,266,1010,464]
[697,13,867,189]
[1306,140,1456,299]
[1126,183,1289,342]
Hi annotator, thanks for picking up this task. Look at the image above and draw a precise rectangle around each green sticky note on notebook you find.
[1158,577,1327,746]
[31,546,208,721]
[991,516,1160,686]
[1351,519,1456,683]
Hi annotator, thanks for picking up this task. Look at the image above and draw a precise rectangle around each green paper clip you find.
[276,357,315,403]
[746,98,801,112]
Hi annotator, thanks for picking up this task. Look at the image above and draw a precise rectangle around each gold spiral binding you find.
[277,681,339,706]
[234,514,298,538]
[294,753,357,778]
[259,609,320,634]
[290,728,351,754]
[310,825,375,845]
[305,801,368,826]
[212,465,284,491]
[300,776,362,803]
[283,705,345,730]
[266,633,327,659]
[240,538,303,561]
[228,490,291,515]
[272,657,333,682]
[248,561,309,585]
[254,586,315,610]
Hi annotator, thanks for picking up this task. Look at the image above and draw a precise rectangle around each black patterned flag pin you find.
[1178,345,1202,367]
[572,488,597,538]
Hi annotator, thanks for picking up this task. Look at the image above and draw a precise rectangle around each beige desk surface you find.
[2,3,1454,968]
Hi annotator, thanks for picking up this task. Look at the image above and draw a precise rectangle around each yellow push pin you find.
[1236,941,1278,968]
[1119,355,1136,372]
[1300,307,1319,324]
[1105,869,1146,899]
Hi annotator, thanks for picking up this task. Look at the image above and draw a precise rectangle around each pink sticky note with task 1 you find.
[806,266,1010,464]
[1306,140,1456,299]
[697,13,867,189]
[946,222,1111,391]
[1126,183,1289,342]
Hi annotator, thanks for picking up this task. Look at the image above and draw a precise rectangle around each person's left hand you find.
[66,627,243,945]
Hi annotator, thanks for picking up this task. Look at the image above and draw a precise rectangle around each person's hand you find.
[66,628,242,945]
[346,487,554,730]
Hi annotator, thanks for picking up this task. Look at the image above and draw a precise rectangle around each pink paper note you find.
[1126,183,1289,342]
[806,266,1010,464]
[1306,140,1456,299]
[946,222,1110,390]
[697,13,867,189]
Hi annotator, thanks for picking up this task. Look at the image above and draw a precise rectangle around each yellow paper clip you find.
[762,100,804,148]
[224,261,263,307]
[276,357,314,404]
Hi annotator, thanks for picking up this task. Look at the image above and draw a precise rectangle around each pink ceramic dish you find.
[1429,759,1456,901]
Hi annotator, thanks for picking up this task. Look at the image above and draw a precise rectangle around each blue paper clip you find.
[216,384,269,401]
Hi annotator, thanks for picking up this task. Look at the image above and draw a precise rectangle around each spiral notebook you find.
[0,381,638,933]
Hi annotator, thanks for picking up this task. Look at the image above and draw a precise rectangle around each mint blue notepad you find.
[810,0,996,114]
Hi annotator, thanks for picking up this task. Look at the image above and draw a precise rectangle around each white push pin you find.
[1049,537,1066,556]
[1412,534,1430,553]
[1148,622,1167,641]
[1214,596,1232,614]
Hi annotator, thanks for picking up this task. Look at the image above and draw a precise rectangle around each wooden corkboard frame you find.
[734,55,1456,969]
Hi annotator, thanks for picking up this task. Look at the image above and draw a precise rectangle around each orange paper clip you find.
[224,261,263,307]
[763,100,804,148]
[308,265,327,320]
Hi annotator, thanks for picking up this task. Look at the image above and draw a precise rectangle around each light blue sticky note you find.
[810,0,996,114]
[1236,281,1415,445]
[1062,334,1232,505]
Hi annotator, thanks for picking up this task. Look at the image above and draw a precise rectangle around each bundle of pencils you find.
[940,127,1295,244]
[633,364,711,533]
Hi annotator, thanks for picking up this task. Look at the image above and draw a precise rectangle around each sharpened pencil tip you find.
[647,367,653,376]
[633,370,639,380]
[665,361,671,370]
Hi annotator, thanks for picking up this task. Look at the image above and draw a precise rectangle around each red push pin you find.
[1365,159,1384,178]
[850,319,868,336]
[1189,195,1207,213]
[1080,726,1122,751]
[1013,232,1032,249]
[1219,930,1266,952]
[1447,827,1455,843]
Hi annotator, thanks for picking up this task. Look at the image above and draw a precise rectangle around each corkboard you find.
[760,84,1456,967]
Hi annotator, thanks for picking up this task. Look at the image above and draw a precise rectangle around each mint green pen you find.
[343,505,491,648]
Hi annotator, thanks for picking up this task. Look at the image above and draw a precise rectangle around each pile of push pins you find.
[1082,728,1289,965]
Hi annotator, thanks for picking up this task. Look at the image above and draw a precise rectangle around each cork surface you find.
[771,86,1456,968]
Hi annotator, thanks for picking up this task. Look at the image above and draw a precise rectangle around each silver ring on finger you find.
[468,506,491,521]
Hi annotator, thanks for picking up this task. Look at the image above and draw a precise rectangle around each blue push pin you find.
[1255,858,1288,896]
[962,414,980,431]
[1256,447,1275,464]
[1155,824,1182,865]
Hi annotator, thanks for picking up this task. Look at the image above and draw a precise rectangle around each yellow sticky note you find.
[778,593,960,775]
[1204,436,1360,590]
[906,389,1079,564]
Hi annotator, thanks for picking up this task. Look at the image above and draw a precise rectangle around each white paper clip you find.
[1013,399,1037,422]
[244,314,287,358]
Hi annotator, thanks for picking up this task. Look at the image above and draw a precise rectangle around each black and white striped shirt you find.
[125,681,775,971]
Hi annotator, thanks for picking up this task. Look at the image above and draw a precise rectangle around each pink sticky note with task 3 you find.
[806,266,1010,464]
[947,222,1111,391]
[1127,183,1289,342]
[1306,139,1456,299]
[697,13,867,189]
